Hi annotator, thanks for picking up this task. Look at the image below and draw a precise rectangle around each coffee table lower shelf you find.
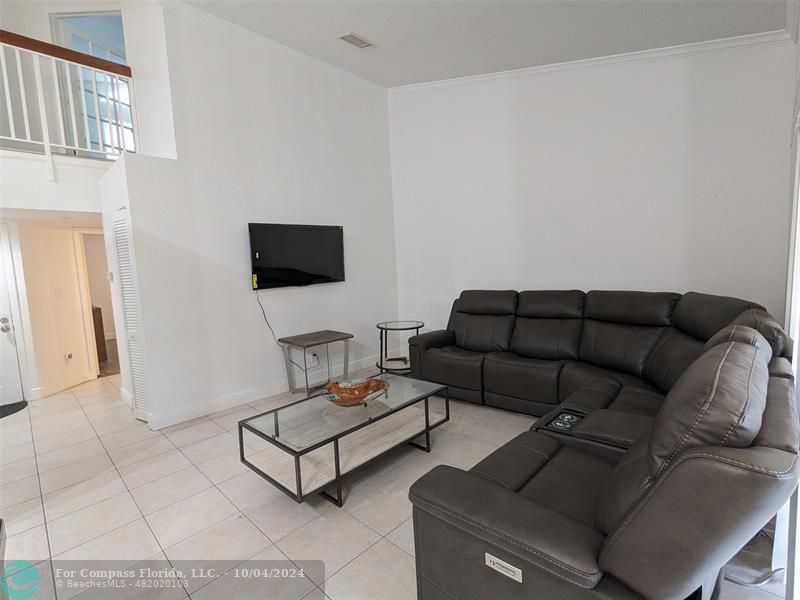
[238,387,449,507]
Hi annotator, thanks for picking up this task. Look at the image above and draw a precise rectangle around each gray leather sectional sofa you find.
[407,290,799,599]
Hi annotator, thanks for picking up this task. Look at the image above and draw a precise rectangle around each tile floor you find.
[0,373,786,599]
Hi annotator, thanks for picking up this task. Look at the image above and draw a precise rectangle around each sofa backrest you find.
[510,290,584,360]
[644,292,766,392]
[578,291,680,378]
[447,290,518,352]
[596,329,796,599]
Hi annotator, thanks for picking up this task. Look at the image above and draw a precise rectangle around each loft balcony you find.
[0,30,136,180]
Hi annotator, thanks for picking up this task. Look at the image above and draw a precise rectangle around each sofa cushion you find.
[608,387,665,416]
[644,327,706,393]
[423,346,485,391]
[648,335,770,476]
[470,431,560,490]
[579,291,679,377]
[559,361,658,401]
[729,309,789,357]
[670,291,764,341]
[704,324,774,359]
[584,290,679,326]
[510,290,584,360]
[484,353,563,407]
[449,290,517,352]
[519,446,616,526]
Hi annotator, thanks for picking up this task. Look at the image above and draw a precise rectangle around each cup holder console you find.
[542,411,583,434]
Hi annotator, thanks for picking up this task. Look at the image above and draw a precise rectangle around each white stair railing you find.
[0,30,136,179]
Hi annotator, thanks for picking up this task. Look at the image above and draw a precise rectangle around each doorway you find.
[0,222,25,410]
[74,229,120,379]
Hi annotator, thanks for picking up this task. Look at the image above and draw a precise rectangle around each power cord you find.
[255,291,319,372]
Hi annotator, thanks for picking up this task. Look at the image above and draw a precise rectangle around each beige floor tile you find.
[88,407,139,436]
[145,487,238,548]
[243,488,333,542]
[277,511,381,584]
[0,441,35,466]
[5,524,50,563]
[34,426,98,455]
[342,476,412,535]
[100,422,161,451]
[210,407,260,433]
[195,451,249,484]
[43,471,127,522]
[2,496,45,536]
[386,518,415,557]
[325,539,416,600]
[54,518,161,562]
[39,453,115,495]
[180,433,238,464]
[217,470,280,510]
[165,513,270,561]
[36,438,107,474]
[0,474,41,510]
[1,428,33,448]
[436,432,495,470]
[80,395,129,416]
[161,416,210,435]
[47,491,141,555]
[0,456,38,484]
[32,414,91,439]
[108,434,174,468]
[130,466,212,515]
[71,380,117,398]
[67,553,188,600]
[190,545,316,600]
[118,449,191,489]
[164,420,227,448]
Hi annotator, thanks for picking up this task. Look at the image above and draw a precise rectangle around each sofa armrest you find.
[410,465,605,588]
[409,330,454,379]
[560,379,621,413]
[409,329,454,352]
[572,410,654,449]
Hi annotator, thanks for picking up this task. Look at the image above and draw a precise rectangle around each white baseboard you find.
[120,387,133,409]
[147,352,390,430]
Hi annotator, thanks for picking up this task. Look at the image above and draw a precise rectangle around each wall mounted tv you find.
[248,223,345,290]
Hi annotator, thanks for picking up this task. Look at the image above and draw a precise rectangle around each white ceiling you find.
[183,0,789,87]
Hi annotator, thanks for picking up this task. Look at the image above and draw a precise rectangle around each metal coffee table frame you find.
[238,377,449,507]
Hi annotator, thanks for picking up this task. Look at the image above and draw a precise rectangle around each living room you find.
[0,0,798,599]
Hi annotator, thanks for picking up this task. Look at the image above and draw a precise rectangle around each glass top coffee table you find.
[238,373,449,506]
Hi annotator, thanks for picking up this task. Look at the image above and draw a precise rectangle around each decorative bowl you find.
[325,378,390,407]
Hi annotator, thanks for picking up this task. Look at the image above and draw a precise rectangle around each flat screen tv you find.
[249,223,345,290]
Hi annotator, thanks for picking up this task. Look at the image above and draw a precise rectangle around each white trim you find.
[120,386,133,409]
[72,228,104,379]
[391,29,792,92]
[147,353,380,430]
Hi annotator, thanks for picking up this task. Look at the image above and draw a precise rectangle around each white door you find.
[0,225,24,406]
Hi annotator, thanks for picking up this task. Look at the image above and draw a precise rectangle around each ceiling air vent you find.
[339,32,375,49]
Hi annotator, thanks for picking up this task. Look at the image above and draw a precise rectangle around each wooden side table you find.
[278,330,354,394]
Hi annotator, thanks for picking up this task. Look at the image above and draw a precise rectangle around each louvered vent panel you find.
[112,218,148,418]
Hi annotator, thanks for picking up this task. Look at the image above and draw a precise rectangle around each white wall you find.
[389,42,796,329]
[0,151,110,214]
[104,4,397,428]
[83,233,115,338]
[16,221,95,396]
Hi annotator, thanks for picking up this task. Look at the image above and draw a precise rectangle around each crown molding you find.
[391,29,792,93]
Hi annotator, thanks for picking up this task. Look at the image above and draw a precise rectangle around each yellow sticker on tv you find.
[252,274,258,289]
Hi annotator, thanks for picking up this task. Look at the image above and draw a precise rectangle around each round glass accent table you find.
[376,320,424,374]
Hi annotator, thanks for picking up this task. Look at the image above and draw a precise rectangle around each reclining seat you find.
[409,326,799,600]
[409,290,518,404]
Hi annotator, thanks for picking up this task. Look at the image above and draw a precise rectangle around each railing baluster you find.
[32,54,54,180]
[64,62,79,149]
[90,68,104,153]
[51,58,66,147]
[126,77,138,152]
[111,74,124,154]
[77,65,91,150]
[14,47,31,140]
[0,46,15,138]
